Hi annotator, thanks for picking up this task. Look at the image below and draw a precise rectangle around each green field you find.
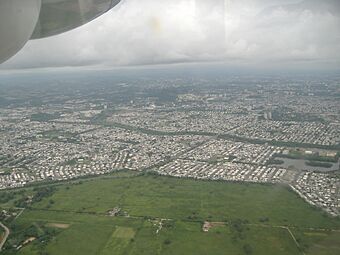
[1,173,340,255]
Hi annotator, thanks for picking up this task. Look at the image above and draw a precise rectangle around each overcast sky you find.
[1,0,340,71]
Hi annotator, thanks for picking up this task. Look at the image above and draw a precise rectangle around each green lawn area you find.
[14,213,301,255]
[31,175,340,228]
[292,229,340,255]
[1,174,340,255]
[101,226,136,255]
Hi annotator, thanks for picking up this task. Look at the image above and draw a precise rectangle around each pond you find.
[271,157,340,172]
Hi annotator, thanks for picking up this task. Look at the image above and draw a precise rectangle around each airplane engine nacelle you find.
[0,0,121,64]
[0,0,41,64]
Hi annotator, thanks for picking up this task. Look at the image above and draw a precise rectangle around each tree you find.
[243,244,253,255]
[164,239,172,245]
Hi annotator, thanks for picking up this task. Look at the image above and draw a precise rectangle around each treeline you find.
[4,222,59,254]
[229,219,254,255]
[305,161,333,168]
[32,186,56,203]
[266,158,284,165]
[30,112,60,122]
[0,192,15,203]
[13,186,56,208]
[0,189,26,204]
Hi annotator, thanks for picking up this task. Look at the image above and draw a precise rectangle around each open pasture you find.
[1,174,339,255]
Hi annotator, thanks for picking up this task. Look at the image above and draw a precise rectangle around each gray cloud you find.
[1,0,340,70]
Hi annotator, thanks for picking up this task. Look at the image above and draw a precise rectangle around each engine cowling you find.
[0,0,121,64]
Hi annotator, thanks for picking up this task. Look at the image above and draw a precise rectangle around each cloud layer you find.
[2,0,340,70]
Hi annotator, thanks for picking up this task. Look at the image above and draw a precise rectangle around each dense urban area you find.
[0,72,339,219]
[0,71,339,255]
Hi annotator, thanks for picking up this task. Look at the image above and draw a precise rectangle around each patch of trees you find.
[0,167,12,175]
[32,186,56,203]
[163,239,172,245]
[187,211,200,221]
[163,220,175,229]
[0,192,15,203]
[30,113,59,122]
[14,197,29,208]
[243,244,253,255]
[64,159,78,166]
[258,217,270,223]
[266,158,284,165]
[305,161,333,168]
[229,219,249,242]
[4,223,59,253]
[0,190,26,207]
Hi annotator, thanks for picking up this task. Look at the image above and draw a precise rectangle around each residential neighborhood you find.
[0,75,339,216]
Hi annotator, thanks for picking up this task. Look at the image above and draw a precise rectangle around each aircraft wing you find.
[31,0,121,39]
[0,0,121,64]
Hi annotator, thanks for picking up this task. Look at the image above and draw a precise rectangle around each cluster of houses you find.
[292,172,339,216]
[180,140,280,165]
[0,78,339,216]
[108,110,251,134]
[232,121,339,146]
[158,159,289,183]
[0,118,208,189]
[105,87,340,147]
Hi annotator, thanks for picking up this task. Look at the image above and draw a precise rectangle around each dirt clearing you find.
[46,223,70,229]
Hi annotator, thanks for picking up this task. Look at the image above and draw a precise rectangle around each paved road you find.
[0,221,10,251]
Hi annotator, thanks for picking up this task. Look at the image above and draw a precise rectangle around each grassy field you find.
[1,173,340,255]
[292,229,340,255]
